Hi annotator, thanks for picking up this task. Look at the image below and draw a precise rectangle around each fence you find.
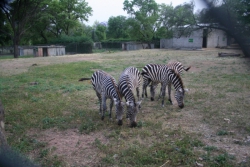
[0,47,13,55]
[64,43,93,54]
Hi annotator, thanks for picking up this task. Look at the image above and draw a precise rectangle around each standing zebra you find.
[79,70,125,125]
[118,67,142,127]
[142,61,190,104]
[141,64,186,108]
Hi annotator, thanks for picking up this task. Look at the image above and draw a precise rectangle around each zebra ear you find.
[178,88,183,92]
[126,101,133,106]
[113,98,118,105]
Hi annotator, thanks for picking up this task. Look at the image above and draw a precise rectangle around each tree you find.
[199,0,250,56]
[159,2,197,38]
[107,16,129,39]
[46,0,92,37]
[123,0,160,48]
[93,22,107,41]
[0,0,43,58]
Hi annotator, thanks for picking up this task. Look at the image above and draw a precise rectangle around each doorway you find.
[202,29,208,48]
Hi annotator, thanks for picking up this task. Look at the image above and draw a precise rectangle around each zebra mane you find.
[110,76,122,101]
[125,75,136,103]
[171,69,184,89]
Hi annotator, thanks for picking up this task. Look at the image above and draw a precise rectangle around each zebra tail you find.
[184,66,191,71]
[79,78,91,81]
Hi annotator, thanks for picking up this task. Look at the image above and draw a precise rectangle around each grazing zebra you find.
[79,70,125,125]
[141,64,186,108]
[142,61,190,103]
[118,67,142,127]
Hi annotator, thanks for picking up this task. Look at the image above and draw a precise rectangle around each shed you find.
[160,27,228,49]
[33,45,65,57]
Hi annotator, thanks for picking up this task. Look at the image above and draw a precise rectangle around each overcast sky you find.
[84,0,207,26]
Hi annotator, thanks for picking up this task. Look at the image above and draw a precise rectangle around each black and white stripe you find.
[79,70,125,125]
[141,64,186,108]
[142,61,190,104]
[118,67,142,127]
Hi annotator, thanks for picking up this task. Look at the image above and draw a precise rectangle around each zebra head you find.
[175,88,185,108]
[113,98,125,126]
[126,100,142,127]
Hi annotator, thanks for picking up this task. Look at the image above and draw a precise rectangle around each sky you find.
[84,0,207,26]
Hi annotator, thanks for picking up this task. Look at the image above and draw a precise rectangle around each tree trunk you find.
[40,31,48,44]
[147,43,152,49]
[13,35,19,58]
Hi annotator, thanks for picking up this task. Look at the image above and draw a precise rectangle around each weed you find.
[217,130,229,136]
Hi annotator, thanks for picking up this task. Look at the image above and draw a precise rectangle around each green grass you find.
[0,49,249,166]
[0,55,34,59]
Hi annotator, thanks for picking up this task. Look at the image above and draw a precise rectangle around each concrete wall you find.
[173,29,203,49]
[160,39,173,48]
[48,47,65,56]
[160,28,228,49]
[23,49,33,56]
[207,29,227,47]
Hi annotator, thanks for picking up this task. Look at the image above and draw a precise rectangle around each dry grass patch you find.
[1,48,250,166]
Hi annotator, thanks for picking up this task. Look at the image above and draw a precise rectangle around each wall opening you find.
[202,29,208,48]
[43,48,48,57]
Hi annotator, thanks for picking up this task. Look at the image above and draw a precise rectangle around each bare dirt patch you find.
[28,128,109,167]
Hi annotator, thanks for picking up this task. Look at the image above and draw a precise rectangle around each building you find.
[160,26,228,49]
[19,45,65,57]
[33,45,65,57]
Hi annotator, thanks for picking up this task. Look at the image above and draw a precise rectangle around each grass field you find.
[0,48,250,166]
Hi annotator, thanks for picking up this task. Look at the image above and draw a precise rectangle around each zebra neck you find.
[168,71,184,91]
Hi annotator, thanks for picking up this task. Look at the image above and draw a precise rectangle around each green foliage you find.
[123,0,160,47]
[107,16,130,39]
[79,118,100,134]
[94,22,107,42]
[159,2,196,38]
[49,35,92,44]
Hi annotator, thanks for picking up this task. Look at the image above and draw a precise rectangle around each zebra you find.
[142,61,190,104]
[79,70,125,125]
[141,64,186,108]
[118,67,142,127]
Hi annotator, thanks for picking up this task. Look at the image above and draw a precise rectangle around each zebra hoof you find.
[101,116,104,120]
[169,100,173,105]
[150,97,154,101]
[130,121,137,128]
[118,120,123,126]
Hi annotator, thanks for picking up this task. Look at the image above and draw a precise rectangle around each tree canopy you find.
[1,0,250,57]
[123,0,160,48]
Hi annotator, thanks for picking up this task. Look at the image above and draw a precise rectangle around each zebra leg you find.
[161,84,167,107]
[109,99,113,120]
[150,84,155,101]
[101,93,107,120]
[142,82,147,98]
[136,87,140,101]
[168,83,173,104]
[157,85,162,101]
[142,79,151,98]
[96,92,102,115]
